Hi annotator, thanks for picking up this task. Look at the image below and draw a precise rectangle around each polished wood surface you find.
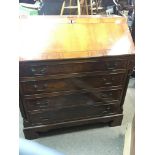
[19,16,135,139]
[19,15,134,61]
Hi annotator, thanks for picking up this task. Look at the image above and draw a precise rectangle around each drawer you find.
[28,103,120,125]
[19,57,128,77]
[24,88,122,111]
[20,72,126,95]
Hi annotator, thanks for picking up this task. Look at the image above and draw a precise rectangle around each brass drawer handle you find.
[86,101,94,105]
[106,62,118,69]
[31,67,47,75]
[106,106,111,110]
[36,101,49,107]
[101,94,108,97]
[104,82,111,85]
[101,93,112,98]
[40,117,49,121]
[31,68,36,72]
[102,106,111,114]
[102,78,111,85]
[33,84,38,88]
[102,110,108,114]
[33,83,48,90]
[102,78,107,81]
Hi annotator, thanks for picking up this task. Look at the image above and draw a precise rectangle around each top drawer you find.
[19,57,128,77]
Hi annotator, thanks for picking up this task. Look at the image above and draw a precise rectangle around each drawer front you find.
[19,57,128,77]
[28,103,120,125]
[20,72,125,95]
[24,89,122,111]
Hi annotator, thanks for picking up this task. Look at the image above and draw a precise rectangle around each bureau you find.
[19,15,135,139]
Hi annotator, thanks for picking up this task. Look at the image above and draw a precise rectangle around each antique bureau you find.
[19,16,135,139]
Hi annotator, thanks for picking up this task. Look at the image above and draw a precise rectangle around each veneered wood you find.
[24,88,122,111]
[19,15,134,61]
[19,16,135,139]
[19,55,128,77]
[20,72,125,95]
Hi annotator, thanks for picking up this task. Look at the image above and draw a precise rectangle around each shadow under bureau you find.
[19,16,135,139]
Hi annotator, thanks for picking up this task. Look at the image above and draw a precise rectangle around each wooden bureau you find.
[19,15,135,139]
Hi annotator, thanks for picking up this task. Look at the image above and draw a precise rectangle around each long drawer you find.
[24,88,123,111]
[19,57,128,77]
[28,103,120,125]
[20,72,126,95]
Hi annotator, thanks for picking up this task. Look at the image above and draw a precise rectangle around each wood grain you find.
[19,16,135,139]
[19,15,135,61]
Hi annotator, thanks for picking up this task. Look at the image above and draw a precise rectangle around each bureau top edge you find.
[19,53,134,62]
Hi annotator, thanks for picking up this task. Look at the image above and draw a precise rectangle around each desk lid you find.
[19,15,135,61]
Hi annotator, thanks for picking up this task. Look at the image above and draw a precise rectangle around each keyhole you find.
[70,19,75,24]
